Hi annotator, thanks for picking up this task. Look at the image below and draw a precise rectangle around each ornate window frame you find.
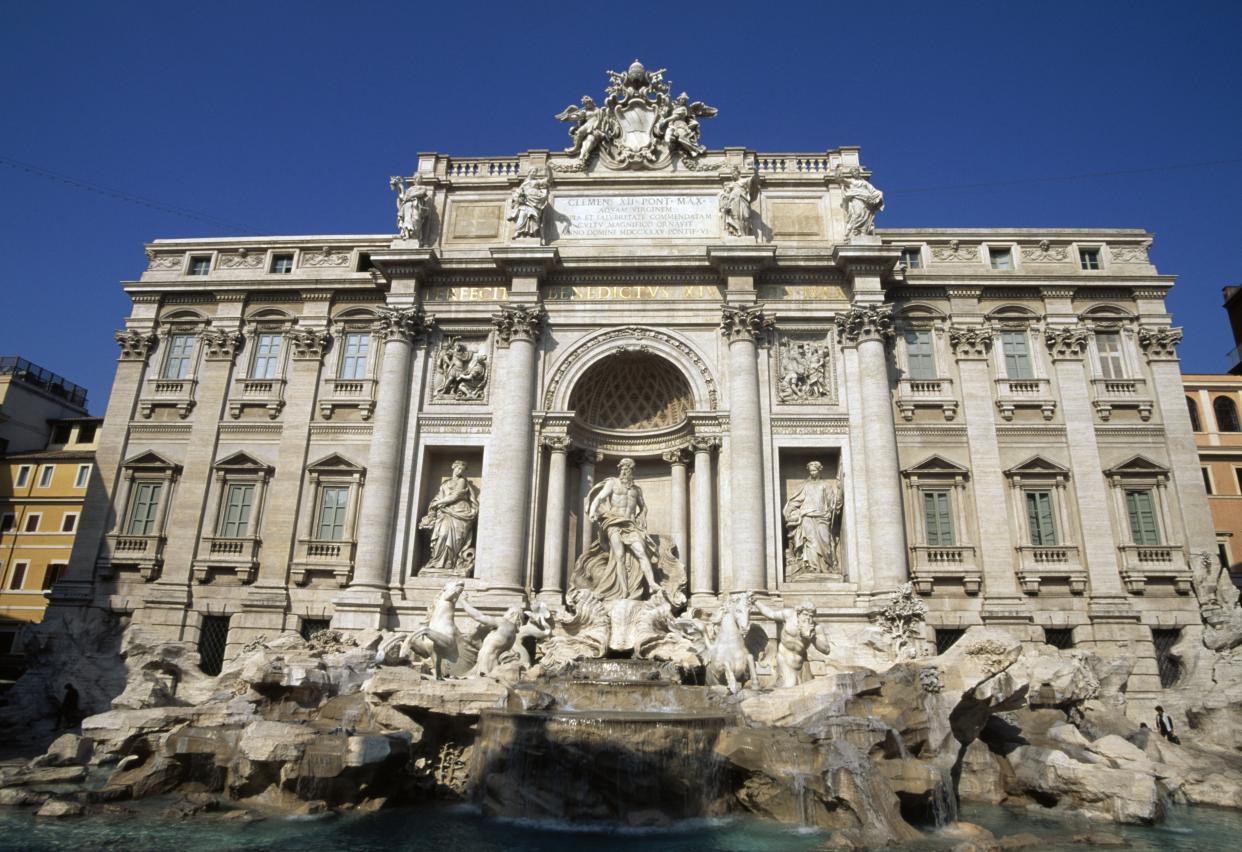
[320,307,380,420]
[1004,455,1085,594]
[893,305,957,421]
[1103,455,1191,594]
[103,450,181,582]
[141,310,210,419]
[900,455,978,595]
[193,451,273,584]
[1080,306,1153,422]
[987,306,1055,421]
[291,453,366,587]
[228,308,296,419]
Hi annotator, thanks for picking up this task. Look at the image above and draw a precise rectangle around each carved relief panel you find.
[429,333,492,405]
[773,332,836,405]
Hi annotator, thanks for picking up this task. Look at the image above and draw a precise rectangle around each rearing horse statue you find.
[701,591,757,694]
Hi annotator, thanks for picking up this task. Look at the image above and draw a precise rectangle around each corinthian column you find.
[663,447,690,566]
[339,306,431,621]
[839,303,908,590]
[573,449,603,557]
[690,436,719,603]
[721,305,772,592]
[540,436,571,600]
[475,304,544,592]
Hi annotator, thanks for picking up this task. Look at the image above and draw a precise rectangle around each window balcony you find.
[1090,378,1154,422]
[909,544,981,595]
[318,377,377,420]
[101,532,165,581]
[1118,544,1192,594]
[228,377,287,419]
[139,376,197,419]
[1016,544,1087,594]
[994,377,1056,421]
[193,536,261,584]
[290,538,356,587]
[896,377,958,422]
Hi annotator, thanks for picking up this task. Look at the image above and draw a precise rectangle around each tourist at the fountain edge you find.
[1155,706,1181,744]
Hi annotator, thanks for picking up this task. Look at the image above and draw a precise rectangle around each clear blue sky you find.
[3,1,1240,414]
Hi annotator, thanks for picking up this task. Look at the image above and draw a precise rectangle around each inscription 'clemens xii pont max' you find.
[558,195,717,238]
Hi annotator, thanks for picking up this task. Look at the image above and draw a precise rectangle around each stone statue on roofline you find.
[390,174,433,245]
[843,176,884,240]
[507,169,551,240]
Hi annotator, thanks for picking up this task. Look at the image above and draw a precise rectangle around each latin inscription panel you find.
[554,195,718,239]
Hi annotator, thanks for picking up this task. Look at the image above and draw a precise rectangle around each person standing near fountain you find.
[580,458,661,599]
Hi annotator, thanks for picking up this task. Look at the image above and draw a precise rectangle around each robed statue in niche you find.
[419,460,479,576]
[783,460,843,578]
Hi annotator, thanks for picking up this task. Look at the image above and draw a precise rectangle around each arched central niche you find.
[569,352,693,432]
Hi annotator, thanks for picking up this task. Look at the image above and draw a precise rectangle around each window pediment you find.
[306,453,365,474]
[122,450,181,474]
[902,454,970,479]
[1005,455,1070,480]
[1104,455,1169,480]
[213,451,274,474]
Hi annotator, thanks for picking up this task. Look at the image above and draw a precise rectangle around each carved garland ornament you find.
[1137,325,1183,360]
[543,326,719,412]
[948,324,992,359]
[115,329,158,361]
[720,305,774,344]
[375,306,433,344]
[836,304,894,346]
[217,251,264,270]
[1020,241,1069,263]
[930,241,979,262]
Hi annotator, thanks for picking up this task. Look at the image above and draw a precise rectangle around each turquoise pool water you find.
[2,802,1242,851]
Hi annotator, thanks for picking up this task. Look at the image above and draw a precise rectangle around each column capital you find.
[115,329,157,361]
[1137,325,1183,361]
[948,323,993,360]
[720,304,774,344]
[836,303,894,347]
[689,435,721,454]
[1043,324,1090,360]
[200,327,244,361]
[288,327,332,361]
[375,305,434,344]
[543,436,572,453]
[662,447,690,466]
[492,304,545,345]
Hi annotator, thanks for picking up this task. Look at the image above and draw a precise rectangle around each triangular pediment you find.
[213,451,273,472]
[1104,455,1169,478]
[1005,455,1071,477]
[306,452,364,473]
[902,454,970,477]
[122,450,180,472]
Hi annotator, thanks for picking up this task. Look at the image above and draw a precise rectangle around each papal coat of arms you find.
[554,60,718,171]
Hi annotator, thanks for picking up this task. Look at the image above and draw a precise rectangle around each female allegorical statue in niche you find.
[782,460,843,577]
[419,460,479,575]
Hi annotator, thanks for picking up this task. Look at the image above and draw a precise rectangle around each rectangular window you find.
[0,514,14,533]
[1219,539,1232,569]
[162,333,195,379]
[0,632,15,655]
[1125,489,1161,545]
[74,465,91,489]
[1025,490,1058,546]
[1044,628,1074,650]
[60,513,78,533]
[904,330,936,380]
[251,333,282,380]
[316,486,349,541]
[76,423,97,443]
[300,618,331,641]
[42,563,66,590]
[921,489,955,546]
[1000,330,1034,379]
[37,465,55,488]
[1235,467,1242,495]
[935,628,966,655]
[1079,248,1101,270]
[270,254,294,274]
[218,483,255,538]
[340,332,370,380]
[1152,628,1182,688]
[1203,467,1215,495]
[188,255,211,276]
[197,615,231,676]
[8,561,28,590]
[989,247,1013,270]
[126,482,163,535]
[1095,331,1125,379]
[23,513,41,533]
[899,247,922,269]
[14,466,31,488]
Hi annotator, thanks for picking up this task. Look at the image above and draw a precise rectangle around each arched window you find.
[1187,397,1202,432]
[1214,396,1240,432]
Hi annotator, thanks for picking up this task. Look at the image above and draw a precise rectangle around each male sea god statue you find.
[782,461,844,577]
[419,460,479,576]
[575,458,661,600]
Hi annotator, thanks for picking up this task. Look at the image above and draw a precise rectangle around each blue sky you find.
[2,1,1240,414]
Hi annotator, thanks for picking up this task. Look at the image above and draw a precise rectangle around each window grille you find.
[935,628,966,655]
[300,619,331,641]
[1151,628,1182,689]
[198,615,231,676]
[1044,628,1074,650]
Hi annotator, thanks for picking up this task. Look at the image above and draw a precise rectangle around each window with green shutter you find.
[1024,489,1057,545]
[316,486,349,541]
[126,482,163,535]
[904,330,936,380]
[922,489,955,545]
[1125,489,1161,545]
[218,483,255,538]
[1000,330,1034,379]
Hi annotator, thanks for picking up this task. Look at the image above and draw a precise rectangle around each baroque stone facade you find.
[54,61,1210,697]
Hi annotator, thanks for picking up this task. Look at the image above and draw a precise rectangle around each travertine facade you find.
[56,62,1210,695]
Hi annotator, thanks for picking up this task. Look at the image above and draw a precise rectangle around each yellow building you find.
[1183,373,1242,590]
[0,417,102,660]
